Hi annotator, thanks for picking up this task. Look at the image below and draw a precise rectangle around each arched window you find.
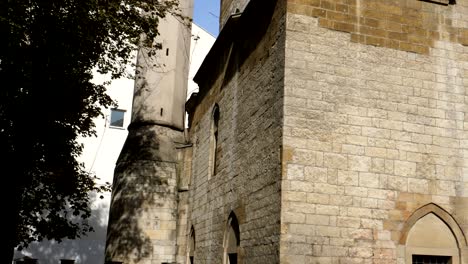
[188,227,195,264]
[209,104,220,179]
[401,203,466,264]
[223,212,240,264]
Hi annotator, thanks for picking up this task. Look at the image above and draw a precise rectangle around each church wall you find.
[187,1,287,263]
[281,1,468,263]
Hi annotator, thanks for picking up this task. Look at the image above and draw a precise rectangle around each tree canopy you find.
[0,0,186,261]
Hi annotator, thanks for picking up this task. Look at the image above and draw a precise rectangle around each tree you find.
[0,0,187,262]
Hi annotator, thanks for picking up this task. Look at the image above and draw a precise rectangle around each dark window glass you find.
[213,106,219,174]
[60,260,75,264]
[228,253,237,264]
[412,255,451,264]
[110,109,125,127]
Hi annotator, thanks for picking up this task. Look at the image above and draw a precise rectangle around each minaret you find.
[105,1,193,263]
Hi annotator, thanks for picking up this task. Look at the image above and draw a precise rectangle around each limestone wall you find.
[287,0,468,54]
[187,1,286,263]
[281,2,468,262]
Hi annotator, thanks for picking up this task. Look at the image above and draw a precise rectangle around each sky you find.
[193,0,220,37]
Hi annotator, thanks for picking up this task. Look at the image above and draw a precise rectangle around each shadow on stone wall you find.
[13,192,110,264]
[105,124,179,263]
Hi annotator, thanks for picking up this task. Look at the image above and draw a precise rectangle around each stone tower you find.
[104,1,193,263]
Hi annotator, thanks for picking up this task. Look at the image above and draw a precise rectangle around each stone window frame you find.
[400,203,467,264]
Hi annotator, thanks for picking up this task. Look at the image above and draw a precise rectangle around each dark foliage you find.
[0,0,185,260]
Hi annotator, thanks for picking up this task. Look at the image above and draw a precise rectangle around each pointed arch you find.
[399,203,467,248]
[223,212,240,264]
[401,203,467,264]
[187,226,196,264]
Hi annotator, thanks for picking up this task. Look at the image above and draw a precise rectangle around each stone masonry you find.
[185,0,468,263]
[107,0,468,263]
[281,1,468,263]
[187,0,286,262]
[104,0,192,262]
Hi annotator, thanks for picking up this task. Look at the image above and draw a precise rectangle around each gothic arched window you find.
[209,104,220,179]
[223,212,240,264]
[188,227,195,264]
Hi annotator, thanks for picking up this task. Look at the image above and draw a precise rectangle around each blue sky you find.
[193,0,220,37]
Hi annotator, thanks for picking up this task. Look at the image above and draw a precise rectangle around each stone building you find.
[106,0,468,263]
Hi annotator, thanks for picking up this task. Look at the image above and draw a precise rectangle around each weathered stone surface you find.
[186,0,286,262]
[282,2,468,262]
[111,0,468,263]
